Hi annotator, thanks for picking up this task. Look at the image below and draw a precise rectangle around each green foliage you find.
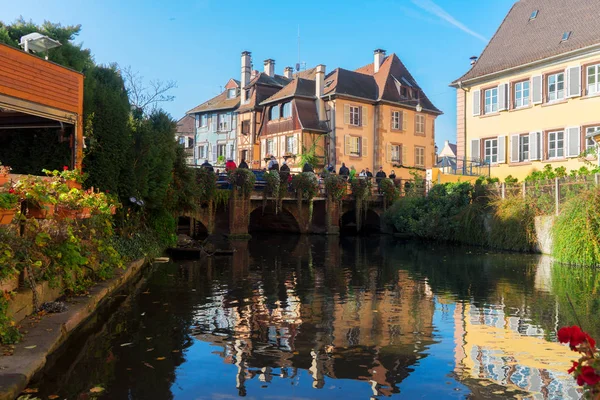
[379,179,399,206]
[217,155,225,165]
[324,175,347,202]
[0,292,21,344]
[488,196,537,252]
[168,146,201,214]
[147,210,177,248]
[263,171,281,197]
[42,167,88,184]
[228,169,256,198]
[476,176,499,185]
[292,172,319,200]
[504,175,518,184]
[0,192,18,210]
[298,137,324,169]
[553,187,600,266]
[196,168,217,203]
[14,175,58,207]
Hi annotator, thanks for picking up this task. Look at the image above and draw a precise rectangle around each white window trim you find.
[484,138,498,164]
[587,64,600,96]
[349,136,361,156]
[586,126,600,151]
[547,72,565,103]
[514,81,530,109]
[349,106,361,126]
[519,135,529,162]
[484,87,498,114]
[392,111,401,130]
[391,144,401,162]
[547,130,565,159]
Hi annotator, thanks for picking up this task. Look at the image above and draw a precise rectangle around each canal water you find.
[31,236,599,399]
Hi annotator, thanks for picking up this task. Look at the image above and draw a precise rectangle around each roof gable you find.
[456,0,600,83]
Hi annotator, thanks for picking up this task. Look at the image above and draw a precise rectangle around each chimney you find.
[315,64,326,121]
[284,66,294,79]
[374,49,386,73]
[263,59,275,77]
[251,69,258,79]
[241,51,251,103]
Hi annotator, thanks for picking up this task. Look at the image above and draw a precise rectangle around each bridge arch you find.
[249,203,301,233]
[340,208,381,234]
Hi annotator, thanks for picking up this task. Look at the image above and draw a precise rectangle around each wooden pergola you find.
[0,43,84,169]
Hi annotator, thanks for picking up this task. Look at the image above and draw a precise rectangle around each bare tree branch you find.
[120,65,177,115]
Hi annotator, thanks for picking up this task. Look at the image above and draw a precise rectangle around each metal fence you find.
[437,157,491,177]
[488,174,600,216]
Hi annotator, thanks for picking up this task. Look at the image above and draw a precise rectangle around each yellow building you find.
[451,0,600,181]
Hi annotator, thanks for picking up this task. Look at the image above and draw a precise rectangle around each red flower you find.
[577,366,600,386]
[558,326,595,350]
[8,187,14,194]
[63,166,69,171]
[568,361,579,374]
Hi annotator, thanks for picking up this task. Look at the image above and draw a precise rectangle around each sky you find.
[1,0,515,148]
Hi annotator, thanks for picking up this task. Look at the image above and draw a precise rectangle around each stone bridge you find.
[183,190,387,236]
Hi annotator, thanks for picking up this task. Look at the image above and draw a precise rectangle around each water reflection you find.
[32,236,598,399]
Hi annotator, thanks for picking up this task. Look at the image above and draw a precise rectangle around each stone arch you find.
[340,208,381,234]
[249,203,301,233]
[177,215,208,238]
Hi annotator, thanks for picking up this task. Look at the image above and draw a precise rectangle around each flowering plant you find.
[42,166,88,184]
[324,174,347,202]
[559,325,600,398]
[13,176,57,208]
[0,162,11,176]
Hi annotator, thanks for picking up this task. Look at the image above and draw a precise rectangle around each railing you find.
[437,157,490,177]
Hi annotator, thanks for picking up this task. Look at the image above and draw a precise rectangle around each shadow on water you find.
[29,236,599,399]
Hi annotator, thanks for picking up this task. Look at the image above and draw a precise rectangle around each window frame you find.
[391,110,402,131]
[217,113,229,132]
[546,72,565,102]
[266,139,275,156]
[285,135,295,154]
[415,114,425,135]
[484,138,498,164]
[217,144,227,158]
[547,130,565,159]
[200,114,208,127]
[349,106,361,126]
[390,144,401,163]
[281,102,292,119]
[518,134,529,162]
[269,105,280,121]
[414,146,425,168]
[586,64,600,96]
[198,145,206,159]
[585,126,600,152]
[513,80,530,109]
[348,135,361,156]
[227,88,237,99]
[484,87,498,114]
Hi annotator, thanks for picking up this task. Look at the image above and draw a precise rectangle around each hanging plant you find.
[291,172,319,222]
[228,168,256,199]
[351,178,372,231]
[195,168,217,204]
[324,175,347,203]
[263,171,281,213]
[379,178,399,210]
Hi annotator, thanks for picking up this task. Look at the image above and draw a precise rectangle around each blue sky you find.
[1,0,514,147]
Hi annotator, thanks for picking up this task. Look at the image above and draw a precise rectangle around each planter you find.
[110,205,117,215]
[77,207,92,219]
[0,208,17,224]
[56,205,79,219]
[27,203,56,219]
[66,180,82,190]
[0,174,8,186]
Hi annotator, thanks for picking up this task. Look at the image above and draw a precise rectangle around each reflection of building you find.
[454,302,581,399]
[191,266,436,397]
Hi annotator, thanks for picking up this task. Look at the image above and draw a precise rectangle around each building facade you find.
[175,114,196,165]
[324,50,442,179]
[187,78,240,167]
[451,0,600,181]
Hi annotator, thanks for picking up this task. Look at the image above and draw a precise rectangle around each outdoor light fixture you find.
[416,102,423,113]
[19,33,62,60]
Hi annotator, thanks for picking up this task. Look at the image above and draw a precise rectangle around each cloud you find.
[410,0,488,43]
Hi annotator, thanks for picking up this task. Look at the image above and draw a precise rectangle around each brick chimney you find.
[263,59,275,77]
[284,66,293,79]
[315,64,326,121]
[241,51,251,103]
[374,49,386,73]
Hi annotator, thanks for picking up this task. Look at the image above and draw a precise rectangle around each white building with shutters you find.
[451,0,600,181]
[186,78,240,167]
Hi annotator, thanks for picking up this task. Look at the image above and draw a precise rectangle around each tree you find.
[121,66,177,116]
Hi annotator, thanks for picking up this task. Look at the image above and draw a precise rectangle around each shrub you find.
[324,175,346,202]
[488,196,537,252]
[553,187,600,266]
[292,172,319,200]
[263,170,281,197]
[379,179,399,206]
[228,168,256,198]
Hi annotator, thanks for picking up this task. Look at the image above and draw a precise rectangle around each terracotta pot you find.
[77,207,91,219]
[56,205,79,219]
[0,208,16,224]
[0,175,8,186]
[66,180,82,190]
[27,203,56,219]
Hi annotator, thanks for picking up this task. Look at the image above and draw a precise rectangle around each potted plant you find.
[0,191,19,225]
[0,161,11,187]
[43,166,87,190]
[56,189,84,219]
[14,176,57,219]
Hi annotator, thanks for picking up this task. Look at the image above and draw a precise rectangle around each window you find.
[484,88,498,114]
[587,64,600,95]
[529,10,538,20]
[548,130,565,159]
[217,144,227,159]
[241,150,248,162]
[325,80,334,88]
[241,120,250,135]
[187,137,194,148]
[547,72,565,102]
[178,136,185,145]
[484,138,498,163]
[586,127,600,151]
[391,111,403,130]
[415,146,425,167]
[348,136,361,156]
[391,144,401,162]
[415,114,425,135]
[561,31,571,42]
[400,87,408,98]
[349,106,361,126]
[270,105,280,121]
[227,88,236,99]
[244,89,251,102]
[198,145,206,159]
[518,135,529,162]
[200,114,208,127]
[514,81,530,108]
[282,102,292,118]
[218,114,229,131]
[266,139,274,156]
[286,136,295,154]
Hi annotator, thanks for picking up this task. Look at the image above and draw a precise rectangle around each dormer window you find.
[324,80,334,88]
[227,88,237,99]
[529,10,538,20]
[561,31,572,42]
[269,105,280,121]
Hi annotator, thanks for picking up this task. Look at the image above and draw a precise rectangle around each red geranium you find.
[63,166,69,171]
[568,361,579,374]
[577,366,600,386]
[558,326,596,350]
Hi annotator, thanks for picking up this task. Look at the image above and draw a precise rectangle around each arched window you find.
[270,105,280,120]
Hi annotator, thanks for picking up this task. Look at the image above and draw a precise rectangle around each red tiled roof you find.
[454,0,600,83]
[176,114,195,135]
[186,89,239,114]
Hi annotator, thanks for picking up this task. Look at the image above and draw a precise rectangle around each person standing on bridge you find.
[302,162,314,173]
[375,167,386,183]
[225,158,237,172]
[239,159,249,169]
[349,166,356,180]
[268,156,279,172]
[280,160,290,184]
[365,168,373,179]
[201,160,214,172]
[339,163,349,178]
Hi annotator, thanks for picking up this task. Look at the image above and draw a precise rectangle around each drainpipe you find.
[458,81,468,174]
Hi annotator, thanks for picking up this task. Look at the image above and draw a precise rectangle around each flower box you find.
[66,180,82,190]
[0,175,8,186]
[0,208,17,225]
[56,205,79,219]
[77,207,92,219]
[27,203,56,219]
